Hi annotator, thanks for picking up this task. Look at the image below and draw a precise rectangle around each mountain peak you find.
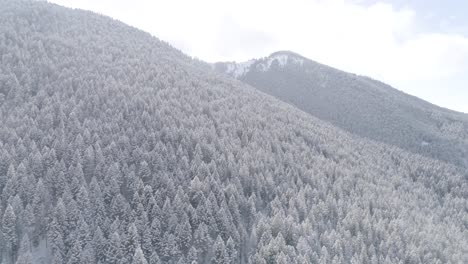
[213,50,306,78]
[257,51,305,71]
[214,49,468,168]
[269,50,303,58]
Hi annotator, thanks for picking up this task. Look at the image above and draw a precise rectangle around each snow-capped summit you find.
[255,51,305,72]
[214,50,468,168]
[213,51,306,78]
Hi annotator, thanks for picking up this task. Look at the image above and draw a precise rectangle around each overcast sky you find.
[49,0,468,113]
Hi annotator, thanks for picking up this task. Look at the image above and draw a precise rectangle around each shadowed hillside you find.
[214,51,468,168]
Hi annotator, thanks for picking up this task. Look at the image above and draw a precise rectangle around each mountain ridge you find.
[214,51,468,168]
[216,50,467,115]
[0,1,467,263]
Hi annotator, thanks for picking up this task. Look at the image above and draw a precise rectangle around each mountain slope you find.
[214,51,468,168]
[0,1,467,264]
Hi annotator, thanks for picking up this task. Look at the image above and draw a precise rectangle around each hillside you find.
[0,1,467,264]
[214,51,468,168]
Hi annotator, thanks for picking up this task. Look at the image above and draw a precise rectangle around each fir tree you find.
[15,234,32,264]
[211,235,228,264]
[132,245,149,264]
[105,232,123,264]
[148,251,162,264]
[225,237,237,264]
[2,204,18,263]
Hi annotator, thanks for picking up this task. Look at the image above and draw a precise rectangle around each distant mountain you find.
[214,51,468,168]
[0,1,467,264]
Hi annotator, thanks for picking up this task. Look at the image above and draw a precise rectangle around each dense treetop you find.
[0,1,467,263]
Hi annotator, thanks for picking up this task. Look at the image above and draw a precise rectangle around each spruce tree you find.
[225,237,237,263]
[15,234,32,264]
[105,232,123,264]
[211,235,227,264]
[2,204,17,263]
[132,245,149,264]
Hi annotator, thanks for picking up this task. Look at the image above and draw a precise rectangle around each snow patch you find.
[256,54,304,72]
[234,60,255,78]
[223,60,255,78]
[219,53,305,78]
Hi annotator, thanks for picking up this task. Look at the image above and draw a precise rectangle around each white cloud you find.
[49,0,468,113]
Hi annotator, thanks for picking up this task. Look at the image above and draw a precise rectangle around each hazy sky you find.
[49,0,468,113]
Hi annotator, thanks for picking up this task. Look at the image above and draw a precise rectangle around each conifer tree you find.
[123,222,140,263]
[211,235,228,264]
[105,232,123,264]
[187,246,198,264]
[15,234,32,264]
[93,226,106,264]
[148,251,162,264]
[225,237,237,264]
[2,204,18,263]
[132,245,149,264]
[66,240,82,264]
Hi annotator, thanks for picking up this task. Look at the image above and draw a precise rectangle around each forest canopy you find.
[0,1,467,264]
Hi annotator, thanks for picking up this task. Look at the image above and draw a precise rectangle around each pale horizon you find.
[49,0,468,114]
